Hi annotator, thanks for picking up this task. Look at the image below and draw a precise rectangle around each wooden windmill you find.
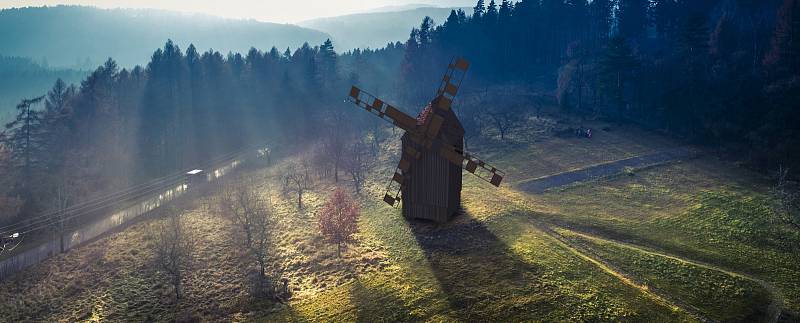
[347,58,504,223]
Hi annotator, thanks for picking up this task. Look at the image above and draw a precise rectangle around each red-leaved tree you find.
[318,188,360,257]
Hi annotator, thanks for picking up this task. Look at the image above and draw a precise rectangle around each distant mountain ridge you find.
[0,56,87,122]
[0,6,331,68]
[298,6,469,51]
[358,4,437,13]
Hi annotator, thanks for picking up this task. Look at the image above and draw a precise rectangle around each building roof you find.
[416,104,434,126]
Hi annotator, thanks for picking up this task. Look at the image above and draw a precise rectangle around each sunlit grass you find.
[556,228,772,322]
[1,116,797,321]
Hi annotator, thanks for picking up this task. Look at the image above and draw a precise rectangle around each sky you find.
[2,0,475,23]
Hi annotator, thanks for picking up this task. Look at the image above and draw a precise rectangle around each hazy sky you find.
[3,0,474,23]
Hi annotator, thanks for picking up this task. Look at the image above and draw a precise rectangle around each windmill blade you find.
[348,86,418,133]
[416,57,469,142]
[382,145,422,207]
[434,57,470,110]
[437,145,504,187]
[347,87,438,150]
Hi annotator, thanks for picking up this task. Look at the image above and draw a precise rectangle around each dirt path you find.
[561,228,784,323]
[523,217,783,323]
[517,147,697,194]
[524,219,712,322]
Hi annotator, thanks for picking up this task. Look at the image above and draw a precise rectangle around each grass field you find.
[0,112,797,322]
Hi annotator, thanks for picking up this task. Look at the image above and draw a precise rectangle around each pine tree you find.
[283,47,292,62]
[617,0,649,40]
[317,39,338,91]
[499,0,512,20]
[590,0,613,46]
[473,0,486,19]
[2,96,46,197]
[765,0,800,76]
[652,0,679,41]
[678,14,710,76]
[445,9,460,29]
[599,36,638,122]
[418,17,434,48]
[486,0,499,23]
[42,79,74,169]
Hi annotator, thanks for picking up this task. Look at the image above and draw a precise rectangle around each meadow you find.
[0,111,797,322]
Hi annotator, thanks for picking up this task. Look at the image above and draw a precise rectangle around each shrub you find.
[318,187,360,257]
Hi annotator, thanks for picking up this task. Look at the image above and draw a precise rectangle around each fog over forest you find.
[1,0,799,321]
[2,0,797,230]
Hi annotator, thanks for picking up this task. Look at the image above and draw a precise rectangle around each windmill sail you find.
[437,144,504,187]
[346,57,504,215]
[348,86,417,132]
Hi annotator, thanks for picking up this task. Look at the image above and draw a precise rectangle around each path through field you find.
[522,216,784,323]
[517,147,697,194]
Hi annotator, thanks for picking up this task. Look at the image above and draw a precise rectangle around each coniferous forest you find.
[1,0,798,241]
[3,1,800,322]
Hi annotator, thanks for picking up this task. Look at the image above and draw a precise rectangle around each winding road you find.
[517,147,697,194]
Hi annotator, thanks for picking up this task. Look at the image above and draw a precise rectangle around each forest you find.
[1,0,798,240]
[2,1,800,321]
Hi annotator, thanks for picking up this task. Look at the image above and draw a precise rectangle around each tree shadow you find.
[407,208,548,321]
[348,278,419,322]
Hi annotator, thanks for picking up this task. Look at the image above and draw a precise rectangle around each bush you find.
[318,187,360,257]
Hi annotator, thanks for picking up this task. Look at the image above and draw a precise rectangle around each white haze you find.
[3,0,475,23]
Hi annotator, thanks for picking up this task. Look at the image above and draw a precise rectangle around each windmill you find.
[347,58,504,223]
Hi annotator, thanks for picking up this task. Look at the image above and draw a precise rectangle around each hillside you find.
[0,6,331,68]
[0,56,87,122]
[298,7,468,51]
[1,107,797,321]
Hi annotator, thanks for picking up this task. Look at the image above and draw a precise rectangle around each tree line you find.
[0,39,350,226]
[2,0,798,228]
[390,0,798,172]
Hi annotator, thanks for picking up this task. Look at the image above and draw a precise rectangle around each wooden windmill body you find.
[401,104,464,222]
[347,58,504,223]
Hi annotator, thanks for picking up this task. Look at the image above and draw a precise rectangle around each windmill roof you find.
[416,104,434,126]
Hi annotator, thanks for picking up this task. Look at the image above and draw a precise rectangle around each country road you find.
[517,147,697,194]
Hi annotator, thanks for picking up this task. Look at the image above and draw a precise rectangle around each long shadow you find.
[348,278,418,323]
[408,208,549,321]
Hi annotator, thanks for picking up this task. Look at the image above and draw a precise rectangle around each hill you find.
[1,107,797,321]
[0,6,331,68]
[0,56,87,122]
[298,7,468,51]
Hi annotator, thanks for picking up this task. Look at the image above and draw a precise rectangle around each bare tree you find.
[219,181,280,298]
[459,88,493,150]
[343,141,370,194]
[52,178,72,253]
[309,147,332,179]
[0,141,22,227]
[322,112,350,183]
[367,119,386,156]
[487,104,526,140]
[153,208,195,300]
[457,105,485,151]
[772,166,800,229]
[284,162,310,209]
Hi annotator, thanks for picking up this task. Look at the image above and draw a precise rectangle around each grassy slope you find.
[526,155,800,314]
[1,112,797,321]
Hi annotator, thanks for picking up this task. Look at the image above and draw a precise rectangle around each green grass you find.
[261,203,691,322]
[1,112,797,321]
[557,228,772,322]
[527,161,800,314]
